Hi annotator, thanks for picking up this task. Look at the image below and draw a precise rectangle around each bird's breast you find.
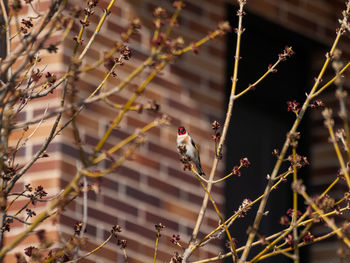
[177,135,189,145]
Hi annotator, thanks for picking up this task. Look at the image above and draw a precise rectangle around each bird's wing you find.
[190,137,199,152]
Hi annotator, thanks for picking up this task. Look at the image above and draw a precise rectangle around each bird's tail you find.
[196,162,205,176]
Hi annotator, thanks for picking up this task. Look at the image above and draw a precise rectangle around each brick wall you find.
[5,0,350,262]
[6,0,227,262]
[58,0,227,262]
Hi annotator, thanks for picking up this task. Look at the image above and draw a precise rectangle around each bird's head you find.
[178,126,187,136]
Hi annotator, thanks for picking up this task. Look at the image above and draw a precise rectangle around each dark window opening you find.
[225,7,324,263]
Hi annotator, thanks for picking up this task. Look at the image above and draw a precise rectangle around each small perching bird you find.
[177,126,205,176]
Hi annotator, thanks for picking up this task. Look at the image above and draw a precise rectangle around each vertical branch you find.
[0,2,11,254]
[185,2,246,257]
[216,0,245,159]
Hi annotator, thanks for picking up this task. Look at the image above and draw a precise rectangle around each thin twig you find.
[292,148,299,263]
[191,208,350,263]
[66,234,113,263]
[72,175,88,261]
[78,0,118,60]
[192,168,238,261]
[300,189,350,247]
[5,215,31,225]
[153,229,161,263]
[194,170,291,250]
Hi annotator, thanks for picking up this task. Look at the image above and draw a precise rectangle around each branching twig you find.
[239,3,350,261]
[184,3,247,261]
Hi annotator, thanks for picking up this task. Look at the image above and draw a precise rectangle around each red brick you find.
[246,0,279,18]
[186,124,211,139]
[167,114,181,127]
[184,1,203,16]
[85,101,118,120]
[110,127,131,141]
[88,206,119,226]
[189,89,222,109]
[208,45,225,58]
[148,141,179,160]
[287,11,318,32]
[100,176,119,191]
[126,186,161,207]
[167,166,198,186]
[132,48,149,61]
[93,31,116,49]
[208,79,224,92]
[145,211,179,231]
[189,20,211,35]
[27,160,61,173]
[126,115,149,128]
[37,1,52,12]
[147,177,180,197]
[9,182,24,193]
[167,97,201,118]
[134,152,160,170]
[61,143,80,159]
[103,195,138,216]
[143,88,162,101]
[76,113,99,131]
[125,220,155,239]
[4,228,58,245]
[186,192,203,205]
[106,21,125,35]
[284,0,300,5]
[305,2,333,21]
[152,75,182,94]
[116,165,141,181]
[164,200,197,221]
[208,11,222,23]
[86,67,109,82]
[100,0,122,15]
[170,64,201,83]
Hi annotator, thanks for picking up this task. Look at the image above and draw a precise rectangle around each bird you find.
[177,126,205,176]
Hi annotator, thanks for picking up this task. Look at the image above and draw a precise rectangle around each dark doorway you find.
[225,6,324,263]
